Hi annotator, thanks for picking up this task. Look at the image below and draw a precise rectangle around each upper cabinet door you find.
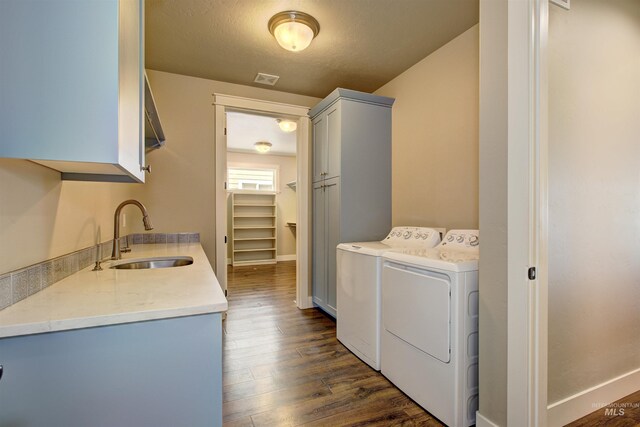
[312,115,327,183]
[325,104,342,180]
[0,0,146,183]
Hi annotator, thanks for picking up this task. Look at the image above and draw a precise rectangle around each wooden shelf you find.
[233,248,276,253]
[234,237,276,241]
[231,192,277,266]
[232,259,277,266]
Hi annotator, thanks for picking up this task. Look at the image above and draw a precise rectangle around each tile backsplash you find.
[0,232,200,311]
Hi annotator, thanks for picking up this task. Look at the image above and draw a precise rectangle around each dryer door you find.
[382,262,451,363]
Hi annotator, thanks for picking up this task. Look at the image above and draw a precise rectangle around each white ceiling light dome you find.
[268,11,320,52]
[277,119,297,132]
[254,141,272,153]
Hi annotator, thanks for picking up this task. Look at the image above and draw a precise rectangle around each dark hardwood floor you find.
[223,261,640,427]
[565,389,640,427]
[223,261,443,427]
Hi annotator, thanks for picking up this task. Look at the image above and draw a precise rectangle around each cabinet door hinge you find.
[528,267,537,280]
[224,236,227,244]
[224,127,227,136]
[224,181,227,190]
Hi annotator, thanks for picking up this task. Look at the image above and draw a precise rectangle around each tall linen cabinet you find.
[310,89,394,317]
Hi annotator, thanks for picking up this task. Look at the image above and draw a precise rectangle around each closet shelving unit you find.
[231,192,277,266]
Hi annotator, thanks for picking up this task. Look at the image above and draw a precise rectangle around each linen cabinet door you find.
[312,183,327,307]
[324,177,341,316]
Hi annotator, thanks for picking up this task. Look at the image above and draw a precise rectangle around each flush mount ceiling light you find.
[254,141,272,153]
[268,11,320,52]
[277,119,297,133]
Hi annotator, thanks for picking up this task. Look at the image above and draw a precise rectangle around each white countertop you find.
[0,243,228,339]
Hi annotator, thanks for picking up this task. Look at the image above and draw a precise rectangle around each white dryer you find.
[336,227,442,370]
[381,230,479,427]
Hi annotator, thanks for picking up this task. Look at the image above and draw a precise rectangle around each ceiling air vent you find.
[254,73,280,86]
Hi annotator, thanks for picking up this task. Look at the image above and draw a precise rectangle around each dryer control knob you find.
[457,235,465,243]
[447,235,455,242]
[469,236,479,246]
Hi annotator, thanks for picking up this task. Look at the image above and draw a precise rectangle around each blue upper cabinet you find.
[0,0,146,183]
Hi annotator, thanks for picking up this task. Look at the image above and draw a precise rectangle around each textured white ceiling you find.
[145,0,479,98]
[226,112,297,156]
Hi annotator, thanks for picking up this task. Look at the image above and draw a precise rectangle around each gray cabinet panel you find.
[340,101,393,242]
[310,89,394,318]
[0,314,223,427]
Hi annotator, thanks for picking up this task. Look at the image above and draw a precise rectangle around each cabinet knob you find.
[140,165,151,174]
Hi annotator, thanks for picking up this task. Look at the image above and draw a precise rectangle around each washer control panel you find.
[383,227,442,248]
[438,230,479,252]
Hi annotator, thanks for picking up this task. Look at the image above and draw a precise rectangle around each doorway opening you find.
[225,110,298,270]
[213,94,312,310]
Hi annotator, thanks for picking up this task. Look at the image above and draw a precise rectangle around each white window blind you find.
[227,167,276,191]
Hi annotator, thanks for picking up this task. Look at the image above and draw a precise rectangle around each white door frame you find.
[505,0,549,426]
[213,94,313,309]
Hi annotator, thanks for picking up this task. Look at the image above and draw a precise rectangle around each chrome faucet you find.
[111,200,153,259]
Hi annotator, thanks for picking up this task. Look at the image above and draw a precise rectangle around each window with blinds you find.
[227,167,277,191]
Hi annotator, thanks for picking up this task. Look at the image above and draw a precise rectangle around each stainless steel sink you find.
[110,256,194,270]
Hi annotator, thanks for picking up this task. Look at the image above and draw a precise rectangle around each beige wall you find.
[548,0,640,403]
[0,159,140,274]
[226,152,297,260]
[375,24,479,231]
[0,70,317,276]
[141,70,319,266]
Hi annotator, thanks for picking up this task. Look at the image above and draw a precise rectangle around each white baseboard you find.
[475,411,500,427]
[547,367,640,427]
[295,296,315,310]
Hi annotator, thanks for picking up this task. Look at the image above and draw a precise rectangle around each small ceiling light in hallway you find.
[268,11,320,52]
[277,119,297,132]
[254,141,272,153]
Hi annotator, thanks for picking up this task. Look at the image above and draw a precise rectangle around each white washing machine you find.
[381,229,479,427]
[336,227,442,370]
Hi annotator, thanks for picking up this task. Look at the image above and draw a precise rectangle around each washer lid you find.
[337,241,392,256]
